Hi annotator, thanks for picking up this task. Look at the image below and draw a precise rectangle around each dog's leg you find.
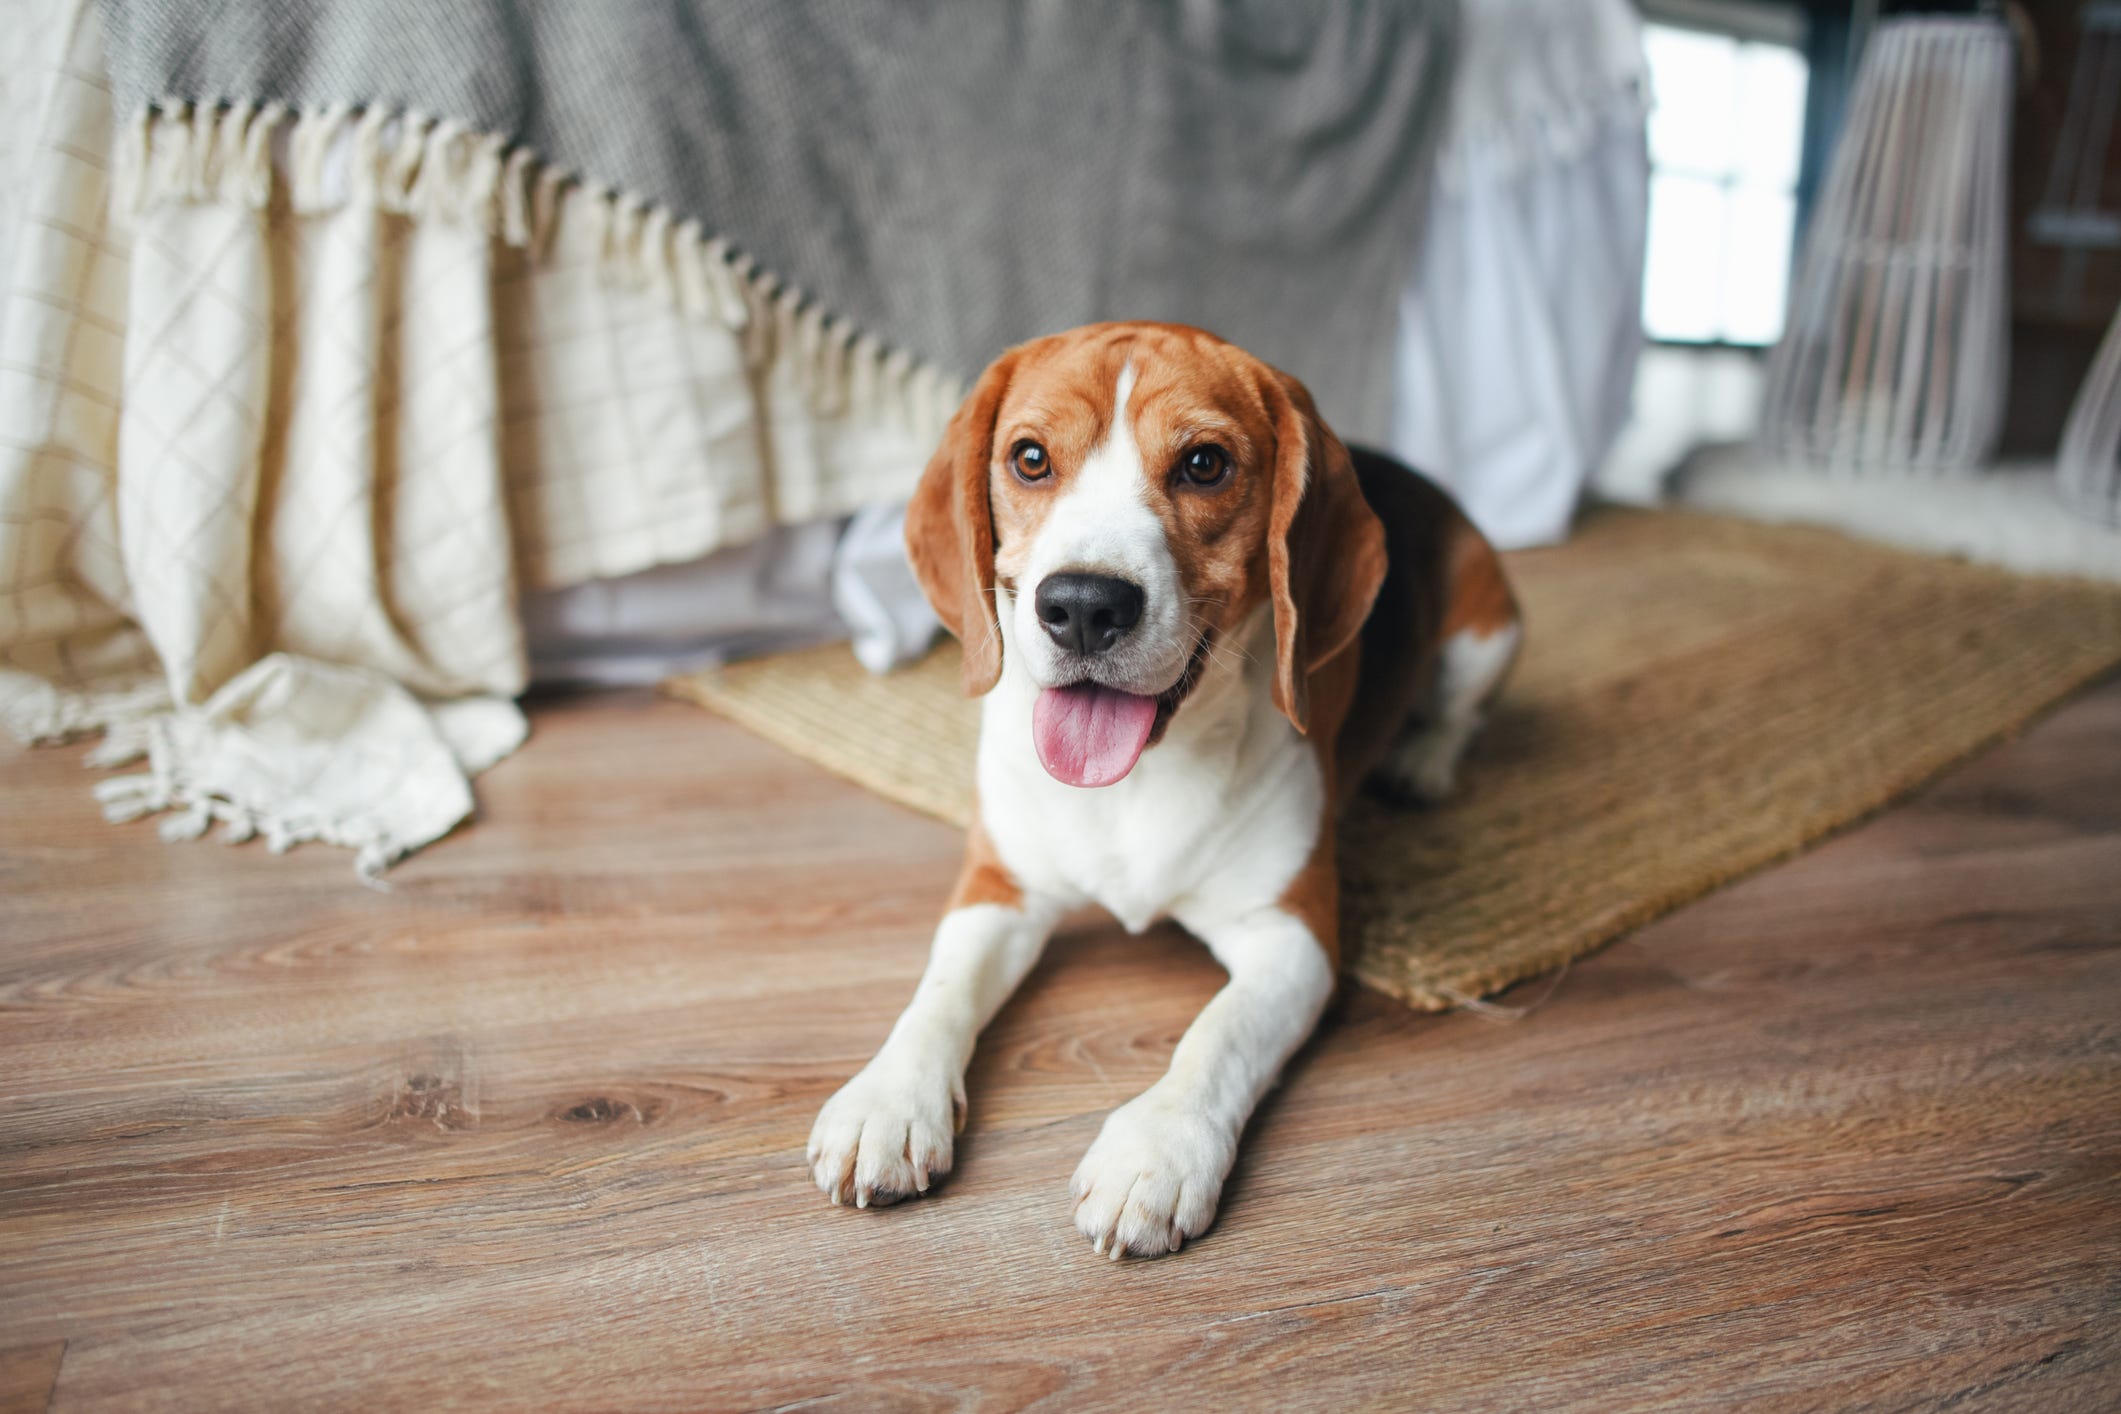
[1070,904,1335,1258]
[808,888,1062,1208]
[1373,621,1521,804]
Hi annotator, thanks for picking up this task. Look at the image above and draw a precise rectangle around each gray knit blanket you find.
[97,0,1456,440]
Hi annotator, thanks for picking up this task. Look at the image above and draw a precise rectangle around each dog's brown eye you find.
[1011,441,1052,482]
[1178,445,1230,488]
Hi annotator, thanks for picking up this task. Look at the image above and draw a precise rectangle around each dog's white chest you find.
[975,650,1324,933]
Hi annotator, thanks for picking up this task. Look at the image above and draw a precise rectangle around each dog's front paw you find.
[1071,1092,1235,1259]
[807,1055,963,1208]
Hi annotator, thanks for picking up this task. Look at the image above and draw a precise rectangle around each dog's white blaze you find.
[1010,361,1191,695]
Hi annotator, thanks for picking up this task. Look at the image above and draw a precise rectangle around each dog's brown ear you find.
[905,350,1019,695]
[1265,371,1387,734]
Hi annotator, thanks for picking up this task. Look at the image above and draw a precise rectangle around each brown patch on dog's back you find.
[1441,522,1519,641]
[1332,448,1519,801]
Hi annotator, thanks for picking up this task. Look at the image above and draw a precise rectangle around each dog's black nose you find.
[1035,572,1144,655]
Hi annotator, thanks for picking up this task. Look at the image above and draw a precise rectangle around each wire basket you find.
[1758,17,2014,475]
[2039,3,2121,527]
[2058,307,2121,525]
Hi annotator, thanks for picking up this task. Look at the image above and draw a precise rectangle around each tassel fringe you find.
[92,728,403,892]
[116,100,966,440]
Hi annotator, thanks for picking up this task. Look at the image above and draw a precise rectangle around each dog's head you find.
[906,322,1386,787]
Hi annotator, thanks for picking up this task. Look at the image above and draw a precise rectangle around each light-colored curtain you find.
[1388,0,1650,550]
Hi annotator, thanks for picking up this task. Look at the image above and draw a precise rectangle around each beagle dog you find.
[808,322,1520,1258]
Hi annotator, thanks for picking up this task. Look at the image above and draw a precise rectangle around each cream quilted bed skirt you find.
[0,0,951,876]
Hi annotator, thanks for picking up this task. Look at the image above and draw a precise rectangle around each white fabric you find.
[833,504,941,674]
[90,653,526,882]
[522,519,846,687]
[0,0,935,875]
[1593,345,1767,506]
[521,505,940,687]
[1388,0,1648,550]
[1432,0,1650,190]
[1677,445,2121,584]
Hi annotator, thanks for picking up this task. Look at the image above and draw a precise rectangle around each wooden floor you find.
[3,681,2118,1412]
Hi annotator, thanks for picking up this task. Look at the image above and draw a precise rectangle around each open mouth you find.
[1031,632,1213,789]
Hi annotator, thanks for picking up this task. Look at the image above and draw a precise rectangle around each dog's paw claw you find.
[808,1058,957,1209]
[1070,1093,1232,1260]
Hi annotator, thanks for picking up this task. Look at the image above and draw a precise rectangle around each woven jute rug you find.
[666,510,2121,1011]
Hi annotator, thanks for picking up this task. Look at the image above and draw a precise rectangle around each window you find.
[1640,22,1810,346]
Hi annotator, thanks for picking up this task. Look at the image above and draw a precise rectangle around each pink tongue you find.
[1033,683,1159,787]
